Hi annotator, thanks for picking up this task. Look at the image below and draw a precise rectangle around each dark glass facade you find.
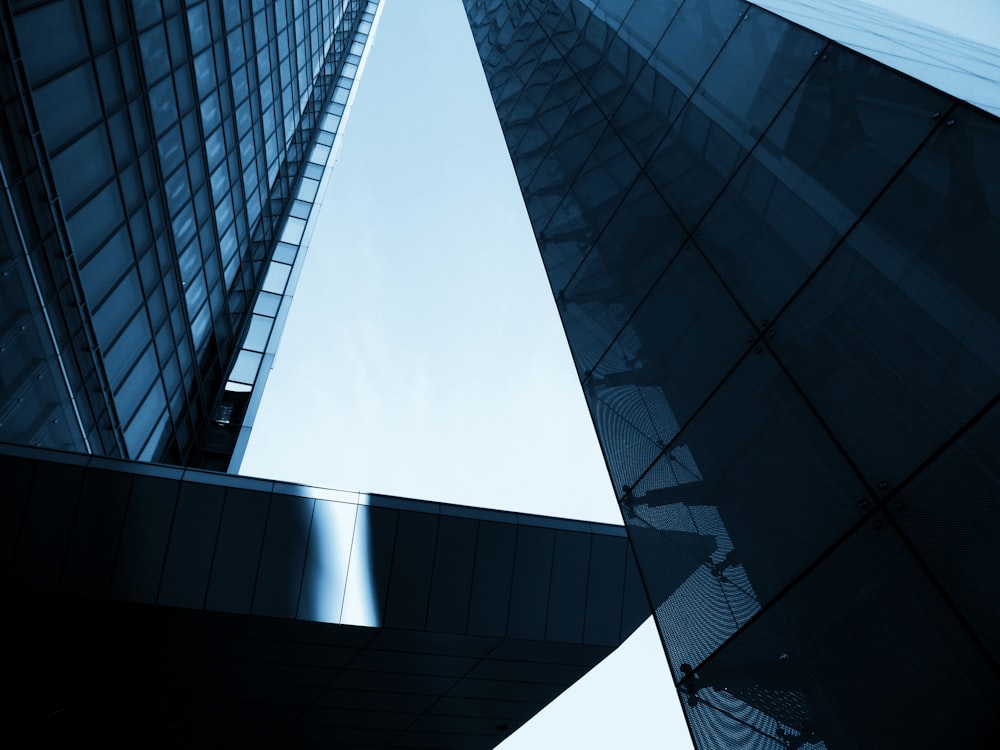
[0,0,376,468]
[3,441,648,746]
[463,1,1000,747]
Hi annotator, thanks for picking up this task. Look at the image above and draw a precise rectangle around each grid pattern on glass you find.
[464,0,1000,747]
[218,0,382,474]
[0,0,374,468]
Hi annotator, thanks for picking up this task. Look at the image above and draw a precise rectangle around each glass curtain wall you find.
[463,0,1000,747]
[0,0,374,467]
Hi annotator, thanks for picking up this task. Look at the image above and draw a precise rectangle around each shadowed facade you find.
[462,1,1000,747]
[3,441,650,748]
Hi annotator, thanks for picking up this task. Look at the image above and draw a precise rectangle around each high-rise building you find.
[0,0,377,470]
[462,0,999,747]
[0,2,651,746]
[5,0,999,747]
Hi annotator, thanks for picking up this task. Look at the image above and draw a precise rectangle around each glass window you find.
[129,209,152,254]
[546,530,591,642]
[187,2,211,53]
[107,111,134,170]
[165,14,188,70]
[468,521,517,636]
[14,1,89,83]
[561,178,686,375]
[91,268,143,356]
[296,177,319,202]
[187,152,206,192]
[205,126,226,169]
[201,91,222,133]
[261,261,290,294]
[760,46,947,216]
[223,1,243,32]
[627,351,862,675]
[66,182,122,261]
[507,526,556,639]
[214,194,233,230]
[184,270,207,315]
[235,98,252,135]
[223,252,240,290]
[149,78,177,135]
[205,486,269,612]
[253,492,316,618]
[590,243,753,439]
[122,375,164,456]
[190,301,212,354]
[684,520,999,748]
[115,345,160,424]
[172,205,197,250]
[194,48,217,98]
[129,100,150,155]
[139,24,170,84]
[273,241,295,264]
[310,142,331,164]
[279,216,306,244]
[382,511,438,629]
[584,535,628,645]
[650,0,746,98]
[103,309,154,388]
[620,2,681,52]
[159,482,226,607]
[288,200,310,220]
[181,111,202,156]
[774,178,1000,486]
[94,50,125,112]
[35,64,102,150]
[220,223,238,266]
[243,314,271,352]
[193,184,213,225]
[173,66,194,116]
[80,227,134,309]
[231,65,249,104]
[254,291,281,317]
[165,168,191,216]
[700,13,822,143]
[132,0,163,31]
[897,403,1000,661]
[229,349,261,384]
[50,127,114,211]
[157,125,184,176]
[147,281,168,331]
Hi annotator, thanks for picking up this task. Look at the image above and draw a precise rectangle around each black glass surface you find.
[158,479,225,608]
[685,519,1000,748]
[111,473,179,603]
[773,107,1000,488]
[626,350,864,676]
[205,486,269,613]
[893,401,1000,662]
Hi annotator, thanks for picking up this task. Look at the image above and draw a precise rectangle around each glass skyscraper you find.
[1,3,650,746]
[1,0,377,469]
[463,0,999,747]
[3,0,999,747]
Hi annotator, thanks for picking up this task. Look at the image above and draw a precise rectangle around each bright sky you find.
[240,0,691,747]
[242,2,618,525]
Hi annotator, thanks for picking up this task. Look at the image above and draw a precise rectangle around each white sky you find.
[240,0,691,747]
[241,4,618,525]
